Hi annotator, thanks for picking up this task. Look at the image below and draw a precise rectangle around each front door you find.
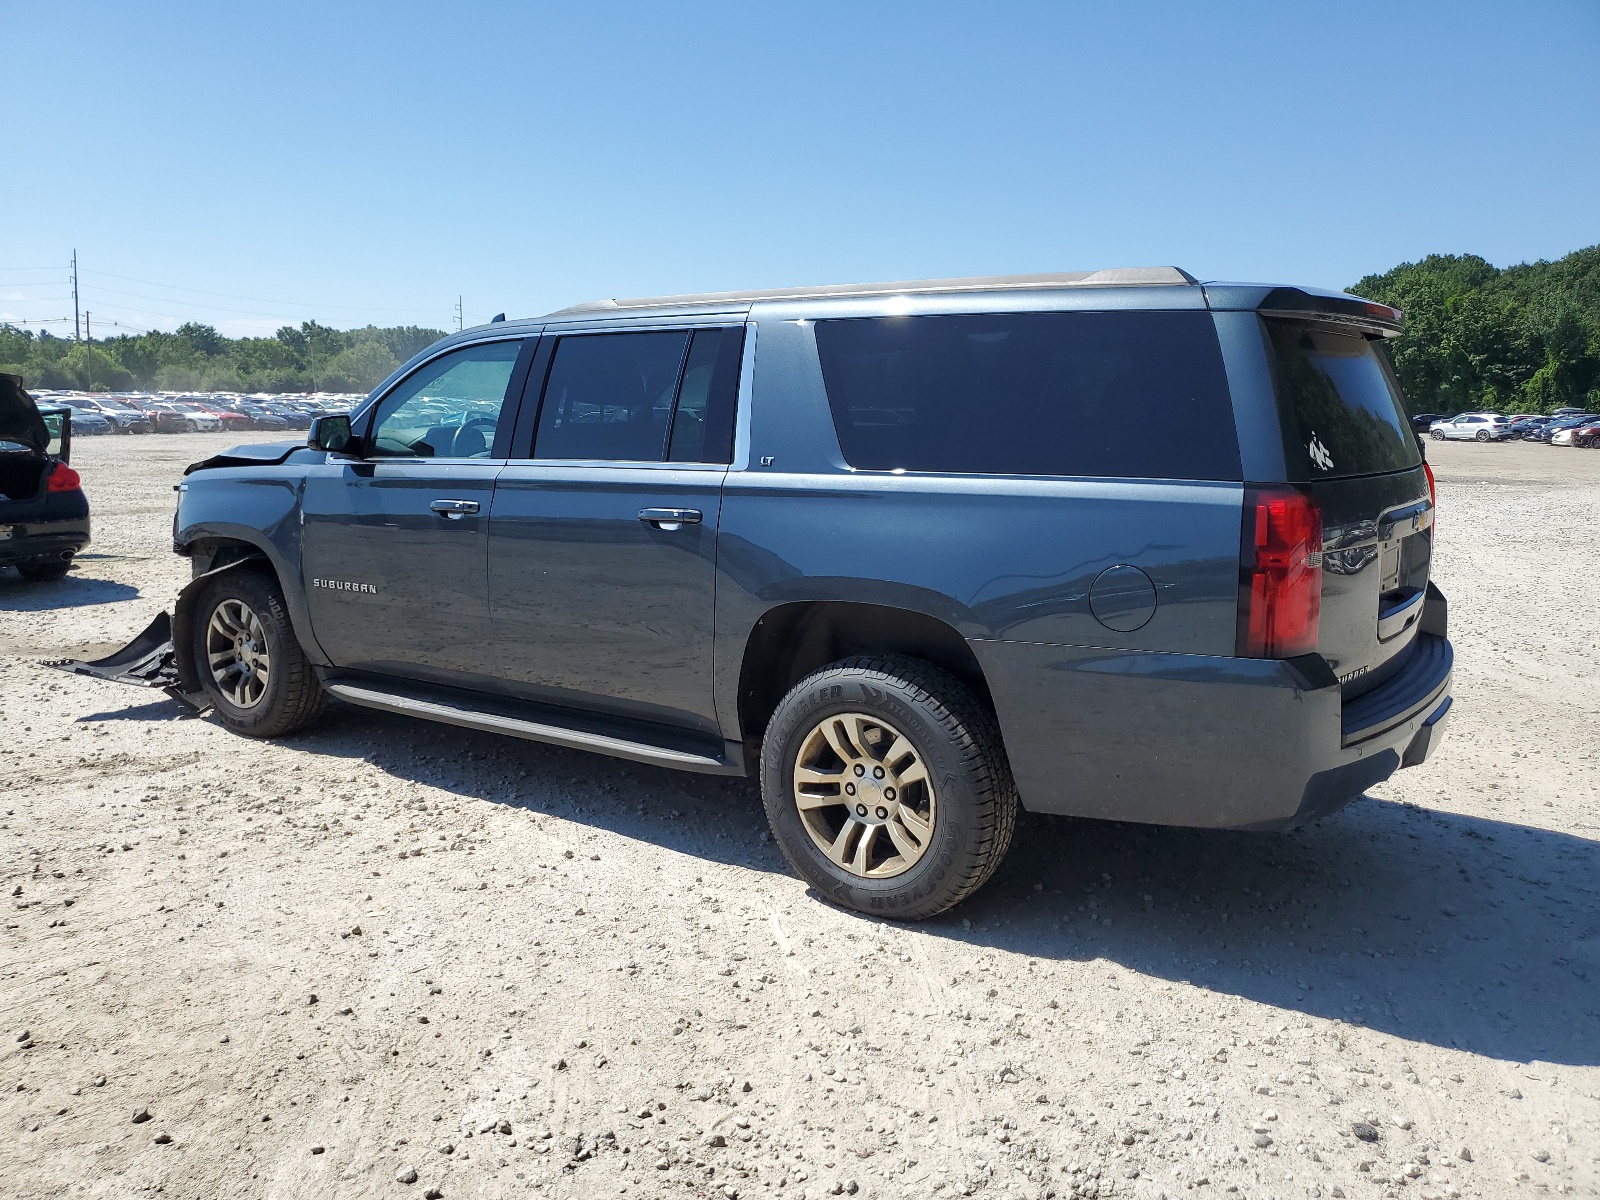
[487,324,744,734]
[300,338,530,686]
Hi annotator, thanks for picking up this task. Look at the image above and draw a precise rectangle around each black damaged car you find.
[1,374,90,582]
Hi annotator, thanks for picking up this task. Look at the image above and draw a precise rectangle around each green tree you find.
[1353,246,1600,414]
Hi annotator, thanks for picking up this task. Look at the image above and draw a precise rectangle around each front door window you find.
[369,341,522,459]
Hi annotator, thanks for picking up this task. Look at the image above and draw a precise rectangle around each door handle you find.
[430,499,481,519]
[638,507,702,529]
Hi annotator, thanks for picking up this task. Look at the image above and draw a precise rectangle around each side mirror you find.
[308,414,353,453]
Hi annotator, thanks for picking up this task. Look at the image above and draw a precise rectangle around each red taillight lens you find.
[1237,485,1322,658]
[1423,460,1437,532]
[47,463,82,493]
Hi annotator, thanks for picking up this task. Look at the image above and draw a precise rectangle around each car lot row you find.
[1413,409,1600,446]
[29,390,360,435]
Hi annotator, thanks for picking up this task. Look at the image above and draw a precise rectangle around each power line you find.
[77,266,451,315]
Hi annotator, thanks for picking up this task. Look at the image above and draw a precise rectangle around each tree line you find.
[4,245,1597,409]
[0,321,446,394]
[1353,244,1599,414]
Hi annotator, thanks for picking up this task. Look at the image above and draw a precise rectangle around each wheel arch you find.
[174,524,330,673]
[735,600,995,744]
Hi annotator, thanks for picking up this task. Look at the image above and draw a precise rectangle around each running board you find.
[324,681,740,775]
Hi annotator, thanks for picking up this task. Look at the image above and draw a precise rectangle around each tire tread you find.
[762,654,1018,919]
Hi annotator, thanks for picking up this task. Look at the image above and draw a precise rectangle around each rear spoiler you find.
[1253,287,1404,339]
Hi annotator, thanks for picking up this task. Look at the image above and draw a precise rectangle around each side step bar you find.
[324,681,741,776]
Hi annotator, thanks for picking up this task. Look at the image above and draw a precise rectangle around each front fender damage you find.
[47,558,266,710]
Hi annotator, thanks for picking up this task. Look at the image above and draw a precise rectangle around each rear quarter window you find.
[1266,320,1421,480]
[813,309,1240,480]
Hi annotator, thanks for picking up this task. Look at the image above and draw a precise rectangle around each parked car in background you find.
[1533,415,1594,445]
[261,403,312,430]
[1429,413,1515,441]
[67,409,114,435]
[235,405,291,431]
[143,403,222,433]
[1551,417,1598,446]
[1410,412,1445,432]
[1,377,90,581]
[60,395,154,433]
[193,403,252,433]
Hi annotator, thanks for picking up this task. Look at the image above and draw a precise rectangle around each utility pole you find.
[455,295,463,332]
[85,312,90,346]
[72,250,80,342]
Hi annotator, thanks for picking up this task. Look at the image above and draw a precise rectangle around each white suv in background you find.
[1428,412,1513,442]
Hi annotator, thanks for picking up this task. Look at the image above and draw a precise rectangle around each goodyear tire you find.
[760,655,1017,920]
[192,567,326,738]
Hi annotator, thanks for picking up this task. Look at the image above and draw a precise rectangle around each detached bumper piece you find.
[46,611,206,709]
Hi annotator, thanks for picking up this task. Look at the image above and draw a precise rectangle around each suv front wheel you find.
[760,656,1017,920]
[192,568,326,737]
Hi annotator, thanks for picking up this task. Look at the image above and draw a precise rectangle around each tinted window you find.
[1266,321,1421,479]
[668,327,743,464]
[369,340,521,458]
[813,310,1240,479]
[535,331,689,461]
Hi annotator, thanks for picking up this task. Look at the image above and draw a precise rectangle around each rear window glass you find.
[813,310,1240,480]
[1266,321,1421,479]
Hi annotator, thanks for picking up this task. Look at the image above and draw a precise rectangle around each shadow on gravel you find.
[78,693,1599,1066]
[932,801,1600,1068]
[0,571,140,608]
[76,698,196,723]
[281,702,784,878]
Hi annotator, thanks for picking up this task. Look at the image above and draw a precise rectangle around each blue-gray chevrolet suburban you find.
[75,267,1454,918]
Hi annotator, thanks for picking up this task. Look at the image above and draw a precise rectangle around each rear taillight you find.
[1236,485,1322,659]
[47,463,82,493]
[1423,460,1437,532]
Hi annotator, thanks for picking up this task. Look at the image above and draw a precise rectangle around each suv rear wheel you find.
[192,568,326,737]
[760,655,1017,920]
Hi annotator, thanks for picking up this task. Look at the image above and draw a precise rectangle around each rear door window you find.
[532,327,743,464]
[1265,321,1421,479]
[812,310,1240,479]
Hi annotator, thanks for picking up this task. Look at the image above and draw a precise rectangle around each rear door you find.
[486,324,744,733]
[300,338,531,686]
[1263,319,1433,695]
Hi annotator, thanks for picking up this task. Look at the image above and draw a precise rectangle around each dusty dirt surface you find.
[1,434,1597,1200]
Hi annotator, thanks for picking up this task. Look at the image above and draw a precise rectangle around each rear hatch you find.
[1261,317,1433,699]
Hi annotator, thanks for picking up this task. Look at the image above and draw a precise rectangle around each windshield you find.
[1266,320,1422,480]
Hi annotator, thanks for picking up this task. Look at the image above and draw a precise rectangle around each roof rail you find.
[549,266,1198,316]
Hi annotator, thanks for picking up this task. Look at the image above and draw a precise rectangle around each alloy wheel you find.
[206,598,271,708]
[792,711,937,879]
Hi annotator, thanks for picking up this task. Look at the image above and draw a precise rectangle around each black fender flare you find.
[177,522,330,668]
[171,557,275,697]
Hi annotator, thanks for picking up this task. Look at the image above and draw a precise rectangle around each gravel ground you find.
[1,434,1597,1200]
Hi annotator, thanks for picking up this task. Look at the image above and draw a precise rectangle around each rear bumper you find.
[0,510,90,566]
[975,629,1453,832]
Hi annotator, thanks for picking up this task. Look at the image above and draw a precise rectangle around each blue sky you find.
[3,1,1596,337]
